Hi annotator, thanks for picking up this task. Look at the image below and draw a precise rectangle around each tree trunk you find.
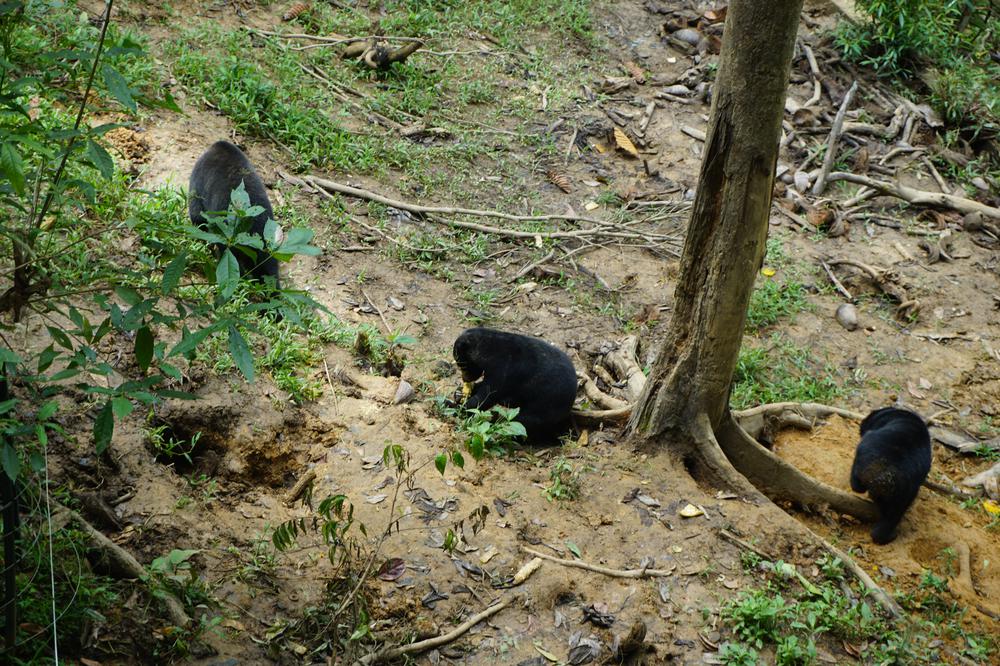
[627,0,876,521]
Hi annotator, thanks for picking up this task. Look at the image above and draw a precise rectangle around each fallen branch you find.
[281,173,681,246]
[603,336,646,403]
[923,477,980,500]
[826,172,1000,220]
[521,547,675,578]
[353,596,512,665]
[57,507,191,627]
[812,80,858,196]
[826,258,919,318]
[801,44,822,107]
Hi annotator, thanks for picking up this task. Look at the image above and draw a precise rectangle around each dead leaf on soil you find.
[679,503,704,518]
[613,127,640,158]
[377,557,406,581]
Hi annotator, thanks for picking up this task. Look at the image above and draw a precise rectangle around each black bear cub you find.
[452,327,577,442]
[850,407,931,545]
[189,140,280,286]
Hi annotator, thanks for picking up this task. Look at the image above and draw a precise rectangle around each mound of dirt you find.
[775,416,1000,630]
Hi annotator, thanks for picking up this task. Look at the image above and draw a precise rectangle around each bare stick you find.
[819,259,853,300]
[923,478,978,500]
[773,204,818,233]
[354,596,512,665]
[511,249,555,282]
[57,507,191,627]
[360,288,392,334]
[921,156,949,193]
[719,529,775,560]
[681,125,706,142]
[826,172,1000,219]
[812,80,858,195]
[801,45,822,107]
[283,173,607,226]
[521,547,674,578]
[285,469,317,506]
[817,535,903,618]
[282,173,678,243]
[565,126,579,161]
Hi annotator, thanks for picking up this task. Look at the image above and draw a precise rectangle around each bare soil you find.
[29,0,1000,663]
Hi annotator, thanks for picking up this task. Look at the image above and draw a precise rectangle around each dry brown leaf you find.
[704,6,728,22]
[613,127,639,158]
[546,168,572,193]
[282,2,310,20]
[622,60,646,83]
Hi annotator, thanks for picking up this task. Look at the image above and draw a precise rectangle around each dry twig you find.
[353,596,512,665]
[521,547,674,578]
[812,80,858,195]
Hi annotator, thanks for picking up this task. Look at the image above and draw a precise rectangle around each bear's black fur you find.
[189,140,280,286]
[850,407,931,544]
[452,327,577,442]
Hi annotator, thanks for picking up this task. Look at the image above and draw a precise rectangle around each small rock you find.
[835,303,859,331]
[661,84,691,97]
[970,176,990,191]
[793,170,810,192]
[673,28,702,46]
[393,380,415,405]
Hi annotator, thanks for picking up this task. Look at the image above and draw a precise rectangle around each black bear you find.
[189,140,280,286]
[850,407,931,545]
[452,327,578,442]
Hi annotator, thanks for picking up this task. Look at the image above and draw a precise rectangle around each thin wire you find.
[42,435,59,661]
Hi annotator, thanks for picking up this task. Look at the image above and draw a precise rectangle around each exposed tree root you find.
[717,414,879,521]
[572,405,632,423]
[521,547,675,578]
[579,372,629,411]
[604,336,646,403]
[353,596,511,665]
[962,460,1000,500]
[342,38,424,69]
[733,402,863,421]
[734,402,863,447]
[56,506,191,628]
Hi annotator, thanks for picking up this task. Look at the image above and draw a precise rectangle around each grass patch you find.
[731,335,846,409]
[746,236,811,331]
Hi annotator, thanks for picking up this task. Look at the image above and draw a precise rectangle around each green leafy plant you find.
[146,424,203,465]
[834,0,999,130]
[718,641,760,666]
[544,457,580,501]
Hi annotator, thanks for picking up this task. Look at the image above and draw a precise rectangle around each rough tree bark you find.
[627,0,877,522]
